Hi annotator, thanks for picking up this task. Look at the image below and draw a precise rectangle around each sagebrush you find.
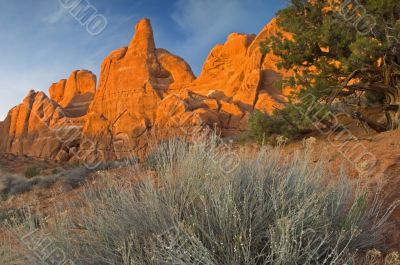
[2,137,398,264]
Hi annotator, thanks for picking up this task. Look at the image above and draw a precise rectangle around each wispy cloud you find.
[170,0,279,74]
[172,0,250,34]
[42,5,69,24]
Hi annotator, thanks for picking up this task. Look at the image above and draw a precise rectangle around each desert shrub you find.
[24,166,41,179]
[61,159,136,190]
[37,174,59,189]
[28,176,42,186]
[0,240,31,265]
[0,176,35,196]
[9,180,35,196]
[248,110,290,144]
[0,208,27,226]
[62,166,91,190]
[0,242,15,265]
[0,177,11,199]
[0,174,62,198]
[144,137,190,171]
[27,137,397,265]
[0,210,42,265]
[248,108,307,144]
[96,157,139,171]
[249,97,332,144]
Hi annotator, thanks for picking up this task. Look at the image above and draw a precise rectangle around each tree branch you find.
[352,111,387,133]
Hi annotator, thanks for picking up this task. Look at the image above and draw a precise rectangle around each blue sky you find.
[0,0,287,120]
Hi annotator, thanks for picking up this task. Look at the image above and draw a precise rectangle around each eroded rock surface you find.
[49,70,96,116]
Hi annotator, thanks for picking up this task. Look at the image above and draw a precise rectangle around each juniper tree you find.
[264,0,400,131]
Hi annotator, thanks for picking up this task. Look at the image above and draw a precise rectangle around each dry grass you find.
[1,136,399,264]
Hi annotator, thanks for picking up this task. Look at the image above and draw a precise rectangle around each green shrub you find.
[248,110,288,144]
[248,108,302,144]
[249,96,332,144]
[24,166,41,179]
[18,137,396,265]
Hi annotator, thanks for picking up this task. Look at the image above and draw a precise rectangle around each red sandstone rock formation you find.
[0,70,96,161]
[0,18,289,163]
[0,90,63,159]
[81,19,201,160]
[49,70,96,117]
[188,18,291,133]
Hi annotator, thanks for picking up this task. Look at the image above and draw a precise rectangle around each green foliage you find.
[248,110,294,143]
[248,111,269,143]
[262,0,400,130]
[249,97,331,143]
[24,166,41,179]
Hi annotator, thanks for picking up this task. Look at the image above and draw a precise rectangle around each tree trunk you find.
[352,111,387,133]
[383,65,400,130]
[385,101,400,130]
